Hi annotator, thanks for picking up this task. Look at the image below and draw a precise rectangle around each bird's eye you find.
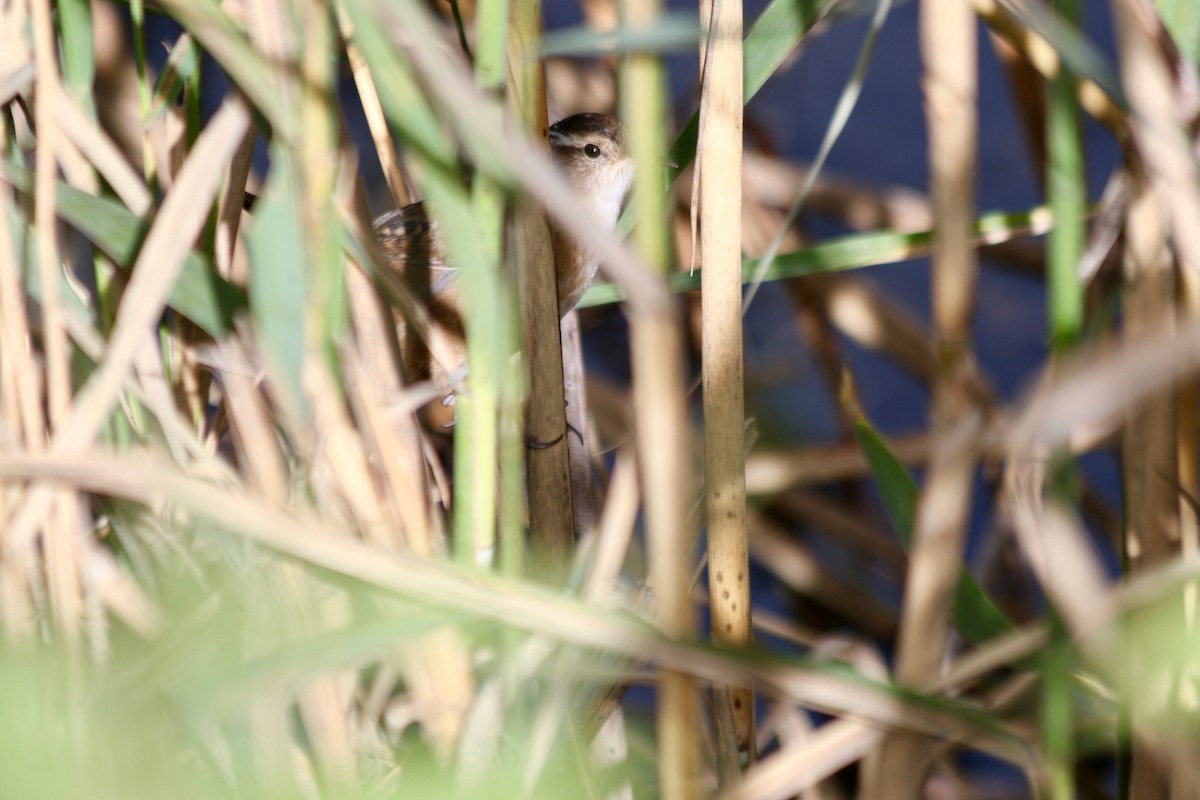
[584,143,602,158]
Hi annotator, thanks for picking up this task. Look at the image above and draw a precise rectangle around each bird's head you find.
[549,113,635,230]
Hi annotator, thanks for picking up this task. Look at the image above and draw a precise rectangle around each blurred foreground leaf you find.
[245,146,308,409]
[1157,0,1200,65]
[541,13,700,56]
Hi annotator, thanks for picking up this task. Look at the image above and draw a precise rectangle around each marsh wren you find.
[373,113,634,398]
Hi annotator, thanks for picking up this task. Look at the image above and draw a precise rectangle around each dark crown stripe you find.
[549,113,622,147]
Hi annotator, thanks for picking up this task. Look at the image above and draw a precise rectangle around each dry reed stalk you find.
[1111,50,1200,797]
[561,311,600,534]
[1111,7,1199,789]
[342,281,473,756]
[971,0,1125,135]
[508,0,575,576]
[698,0,752,762]
[1120,169,1180,798]
[339,203,475,753]
[987,32,1047,185]
[218,342,289,502]
[30,0,82,649]
[721,717,882,800]
[620,0,701,792]
[871,0,981,793]
[1179,267,1199,638]
[214,127,257,282]
[341,341,433,551]
[49,79,151,215]
[1114,0,1200,282]
[1006,473,1116,648]
[583,445,640,601]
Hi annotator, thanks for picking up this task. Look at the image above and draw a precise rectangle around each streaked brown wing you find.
[373,202,451,269]
[371,202,466,394]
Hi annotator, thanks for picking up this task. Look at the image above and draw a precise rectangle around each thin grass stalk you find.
[1177,266,1199,648]
[213,126,255,281]
[339,15,411,209]
[871,0,980,793]
[1042,1,1086,793]
[0,137,44,459]
[970,0,1125,135]
[1111,0,1200,282]
[988,31,1046,185]
[620,0,700,795]
[739,0,892,312]
[55,0,116,374]
[127,0,157,188]
[1119,168,1179,799]
[30,0,83,652]
[698,0,752,768]
[457,221,504,553]
[1042,616,1074,800]
[452,0,511,570]
[506,0,575,577]
[300,0,343,349]
[0,114,43,645]
[1112,2,1195,792]
[1046,0,1085,352]
[561,312,599,534]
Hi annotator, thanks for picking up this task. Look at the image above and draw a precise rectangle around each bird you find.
[371,113,635,404]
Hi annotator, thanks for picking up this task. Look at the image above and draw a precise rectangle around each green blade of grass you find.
[841,373,1015,644]
[1046,0,1085,351]
[582,204,1054,308]
[1,163,246,337]
[57,0,96,113]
